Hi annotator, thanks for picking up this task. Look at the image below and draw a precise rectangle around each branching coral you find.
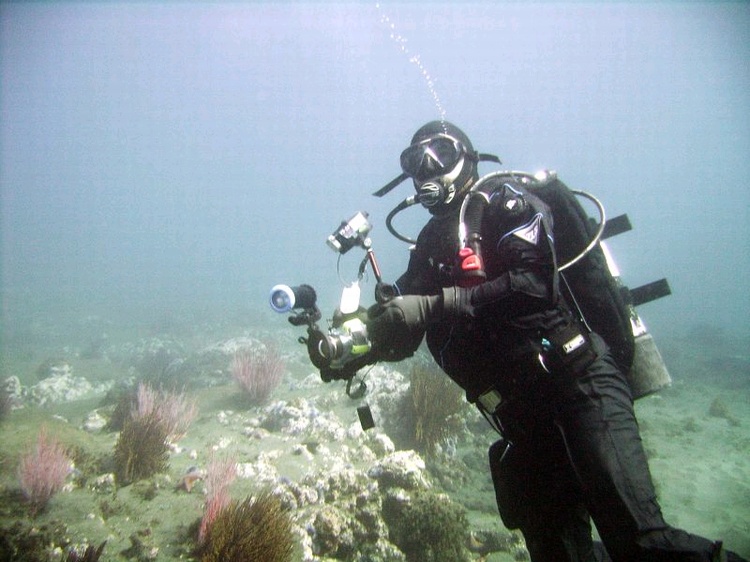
[197,490,295,562]
[113,411,169,485]
[18,427,71,515]
[231,344,286,404]
[110,381,197,486]
[198,453,237,544]
[104,385,137,432]
[406,364,467,455]
[106,382,197,440]
[133,382,197,440]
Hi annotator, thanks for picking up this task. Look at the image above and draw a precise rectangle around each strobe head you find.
[269,284,317,313]
[327,211,372,254]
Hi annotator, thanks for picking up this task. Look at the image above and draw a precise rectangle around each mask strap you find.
[478,153,502,165]
[372,172,408,197]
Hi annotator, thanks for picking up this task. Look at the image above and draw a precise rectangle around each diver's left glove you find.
[366,294,443,361]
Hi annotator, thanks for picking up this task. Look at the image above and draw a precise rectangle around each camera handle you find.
[354,237,383,285]
[366,248,383,283]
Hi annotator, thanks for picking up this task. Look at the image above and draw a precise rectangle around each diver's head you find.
[400,121,479,213]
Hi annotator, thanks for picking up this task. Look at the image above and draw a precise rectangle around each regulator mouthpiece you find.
[269,284,317,313]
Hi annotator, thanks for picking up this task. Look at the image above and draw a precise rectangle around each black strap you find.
[372,173,408,197]
[478,153,502,165]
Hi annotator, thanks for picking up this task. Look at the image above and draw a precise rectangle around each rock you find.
[236,451,282,486]
[368,432,396,457]
[368,450,430,490]
[261,398,347,440]
[90,473,116,494]
[82,409,107,432]
[2,376,23,407]
[206,336,262,356]
[275,480,320,509]
[121,529,159,561]
[311,504,356,558]
[35,360,72,381]
[29,372,92,405]
[319,467,370,503]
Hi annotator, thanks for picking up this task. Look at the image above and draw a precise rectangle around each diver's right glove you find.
[366,294,442,361]
[440,285,476,319]
[374,281,398,304]
[366,287,477,362]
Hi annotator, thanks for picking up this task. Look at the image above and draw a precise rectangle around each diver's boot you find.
[713,541,750,562]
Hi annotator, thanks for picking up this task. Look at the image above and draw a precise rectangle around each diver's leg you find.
[555,336,720,561]
[522,504,597,562]
[489,429,597,562]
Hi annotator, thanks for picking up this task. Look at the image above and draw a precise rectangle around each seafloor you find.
[1,305,748,561]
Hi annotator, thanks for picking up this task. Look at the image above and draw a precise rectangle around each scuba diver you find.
[365,121,747,562]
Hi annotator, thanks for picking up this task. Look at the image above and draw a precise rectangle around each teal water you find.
[2,2,749,560]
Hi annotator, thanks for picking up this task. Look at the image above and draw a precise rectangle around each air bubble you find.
[376,3,447,124]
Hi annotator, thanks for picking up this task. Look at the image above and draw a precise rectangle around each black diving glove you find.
[440,286,474,318]
[366,287,474,362]
[374,281,398,304]
[366,294,443,361]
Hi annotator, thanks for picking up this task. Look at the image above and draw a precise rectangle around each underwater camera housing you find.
[269,282,373,381]
[271,211,388,430]
[270,212,384,385]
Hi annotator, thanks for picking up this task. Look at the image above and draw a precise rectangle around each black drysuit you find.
[393,176,728,561]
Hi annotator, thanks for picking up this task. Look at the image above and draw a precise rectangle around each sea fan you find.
[113,411,169,485]
[197,490,295,562]
[407,364,466,455]
[231,345,285,404]
[18,427,71,515]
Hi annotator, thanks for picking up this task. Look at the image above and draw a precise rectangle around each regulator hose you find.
[385,195,420,244]
[462,171,606,272]
[384,171,607,273]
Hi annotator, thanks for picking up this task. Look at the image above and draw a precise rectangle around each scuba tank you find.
[598,240,673,398]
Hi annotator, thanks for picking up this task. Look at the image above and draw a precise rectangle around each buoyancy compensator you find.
[463,170,672,399]
[374,162,673,399]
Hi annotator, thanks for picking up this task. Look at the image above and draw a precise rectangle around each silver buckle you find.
[477,389,503,414]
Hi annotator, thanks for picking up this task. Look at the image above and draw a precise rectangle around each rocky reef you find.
[0,330,525,562]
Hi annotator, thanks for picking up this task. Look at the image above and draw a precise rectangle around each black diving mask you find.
[400,134,466,183]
